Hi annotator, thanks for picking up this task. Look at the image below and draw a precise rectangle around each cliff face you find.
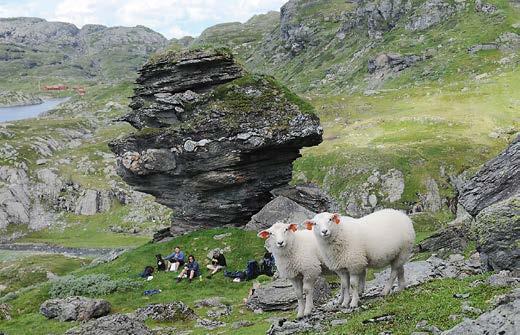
[109,49,322,234]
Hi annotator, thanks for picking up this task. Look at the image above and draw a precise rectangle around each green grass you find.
[19,205,150,249]
[1,227,512,335]
[0,254,89,297]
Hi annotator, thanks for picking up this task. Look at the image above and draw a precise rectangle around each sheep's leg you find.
[382,265,398,296]
[396,265,406,292]
[303,278,315,316]
[290,278,305,318]
[337,270,350,307]
[359,268,367,295]
[349,273,361,308]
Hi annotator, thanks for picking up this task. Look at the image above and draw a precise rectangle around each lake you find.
[0,97,70,122]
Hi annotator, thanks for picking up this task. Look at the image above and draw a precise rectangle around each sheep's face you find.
[305,212,340,239]
[258,222,298,249]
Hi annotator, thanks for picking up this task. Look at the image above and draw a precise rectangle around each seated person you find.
[206,249,227,278]
[164,246,185,271]
[176,255,200,283]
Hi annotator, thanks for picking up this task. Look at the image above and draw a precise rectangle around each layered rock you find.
[65,314,152,335]
[473,195,520,271]
[458,135,519,216]
[110,49,322,233]
[443,289,520,335]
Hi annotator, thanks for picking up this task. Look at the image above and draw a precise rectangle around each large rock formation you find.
[459,135,520,216]
[457,135,520,271]
[110,48,322,234]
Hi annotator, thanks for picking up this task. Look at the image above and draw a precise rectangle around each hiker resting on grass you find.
[176,255,200,283]
[206,250,227,278]
[164,246,185,271]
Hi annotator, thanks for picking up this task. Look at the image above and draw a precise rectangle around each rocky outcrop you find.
[110,49,322,233]
[244,196,316,231]
[270,183,339,213]
[64,314,152,335]
[442,289,520,335]
[0,91,42,107]
[280,0,313,54]
[416,216,472,255]
[363,254,482,298]
[368,52,428,74]
[40,296,111,322]
[0,17,168,80]
[458,135,519,216]
[405,0,464,32]
[473,195,520,271]
[341,169,405,217]
[134,302,197,322]
[246,277,331,312]
[339,0,413,39]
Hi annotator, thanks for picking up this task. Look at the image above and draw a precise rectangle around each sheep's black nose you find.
[322,229,329,235]
[277,241,284,246]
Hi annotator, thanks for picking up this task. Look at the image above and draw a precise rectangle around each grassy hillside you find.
[186,0,520,216]
[0,227,511,335]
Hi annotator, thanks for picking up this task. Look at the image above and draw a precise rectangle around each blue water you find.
[0,97,70,122]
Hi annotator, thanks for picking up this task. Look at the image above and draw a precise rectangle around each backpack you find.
[140,266,155,278]
[224,270,246,280]
[245,260,260,280]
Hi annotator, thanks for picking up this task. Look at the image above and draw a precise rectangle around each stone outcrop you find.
[65,314,152,335]
[245,277,331,312]
[244,196,316,231]
[339,0,413,39]
[368,52,430,74]
[280,0,313,54]
[473,195,520,271]
[416,217,471,255]
[270,183,339,213]
[40,296,111,322]
[110,49,322,233]
[133,302,197,322]
[442,289,520,335]
[405,0,464,31]
[458,135,519,216]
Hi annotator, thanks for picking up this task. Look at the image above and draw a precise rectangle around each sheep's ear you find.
[304,220,314,230]
[332,213,341,224]
[288,223,298,232]
[258,230,270,239]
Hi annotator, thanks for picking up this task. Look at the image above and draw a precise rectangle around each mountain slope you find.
[0,17,168,82]
[186,0,520,217]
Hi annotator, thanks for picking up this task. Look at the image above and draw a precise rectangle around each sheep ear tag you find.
[258,230,270,239]
[332,213,341,224]
[288,223,298,232]
[304,220,314,230]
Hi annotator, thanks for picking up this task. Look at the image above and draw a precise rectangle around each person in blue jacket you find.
[164,246,185,271]
[176,255,200,283]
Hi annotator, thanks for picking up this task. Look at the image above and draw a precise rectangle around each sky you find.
[0,0,287,39]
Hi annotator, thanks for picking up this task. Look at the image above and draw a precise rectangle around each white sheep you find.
[258,222,323,318]
[305,209,415,308]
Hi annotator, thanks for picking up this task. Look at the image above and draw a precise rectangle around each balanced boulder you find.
[110,48,322,234]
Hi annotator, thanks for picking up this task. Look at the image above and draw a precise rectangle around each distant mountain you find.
[0,17,169,81]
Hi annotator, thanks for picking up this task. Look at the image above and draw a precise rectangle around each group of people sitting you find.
[156,246,228,283]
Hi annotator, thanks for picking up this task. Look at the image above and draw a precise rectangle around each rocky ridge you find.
[110,48,323,234]
[0,17,168,80]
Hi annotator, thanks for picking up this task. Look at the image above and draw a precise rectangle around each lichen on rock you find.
[110,48,323,234]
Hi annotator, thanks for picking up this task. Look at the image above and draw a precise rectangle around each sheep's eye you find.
[285,228,288,232]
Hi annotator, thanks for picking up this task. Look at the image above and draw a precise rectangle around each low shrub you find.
[49,274,142,298]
